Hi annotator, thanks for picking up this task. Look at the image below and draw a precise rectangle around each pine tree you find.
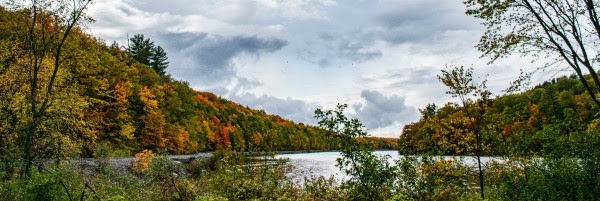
[127,34,154,65]
[150,45,169,75]
[109,41,120,50]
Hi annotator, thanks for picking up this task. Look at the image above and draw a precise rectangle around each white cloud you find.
[87,0,288,41]
[195,0,337,22]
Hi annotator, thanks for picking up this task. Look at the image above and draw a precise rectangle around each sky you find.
[86,0,557,138]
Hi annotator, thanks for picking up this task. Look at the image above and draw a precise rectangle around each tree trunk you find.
[475,131,485,200]
[21,118,37,176]
[463,105,485,199]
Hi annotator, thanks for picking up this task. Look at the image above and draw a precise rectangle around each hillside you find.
[399,75,598,155]
[0,7,344,157]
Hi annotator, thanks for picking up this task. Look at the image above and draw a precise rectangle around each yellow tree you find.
[112,82,135,144]
[3,0,93,175]
[138,86,166,150]
[166,125,196,154]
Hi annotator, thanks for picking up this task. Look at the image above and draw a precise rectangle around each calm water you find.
[274,151,501,182]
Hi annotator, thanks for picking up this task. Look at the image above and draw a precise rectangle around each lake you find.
[274,151,502,182]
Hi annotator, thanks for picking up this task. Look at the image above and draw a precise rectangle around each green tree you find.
[127,34,169,75]
[150,45,168,75]
[127,34,154,65]
[419,103,437,119]
[315,104,396,201]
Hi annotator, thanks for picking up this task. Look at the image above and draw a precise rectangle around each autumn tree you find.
[138,86,166,150]
[166,125,194,154]
[464,0,600,109]
[438,66,490,199]
[3,0,92,175]
[112,82,135,145]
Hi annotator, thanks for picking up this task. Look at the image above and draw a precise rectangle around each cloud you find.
[337,39,382,62]
[353,90,419,130]
[228,93,319,124]
[386,68,439,86]
[299,32,382,67]
[154,32,287,89]
[374,0,480,44]
[193,0,338,23]
[89,0,337,41]
[87,0,287,41]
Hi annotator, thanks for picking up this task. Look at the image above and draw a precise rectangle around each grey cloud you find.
[155,32,287,88]
[297,0,481,66]
[337,40,382,62]
[300,32,382,68]
[361,68,440,88]
[231,77,263,93]
[387,68,439,86]
[126,0,201,15]
[318,58,332,67]
[229,93,318,124]
[353,90,419,129]
[374,0,480,44]
[318,32,335,41]
[190,35,286,68]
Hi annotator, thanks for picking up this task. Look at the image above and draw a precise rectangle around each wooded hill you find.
[0,7,343,158]
[399,74,598,156]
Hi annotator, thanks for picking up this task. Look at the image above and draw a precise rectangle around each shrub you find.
[302,176,345,201]
[393,156,474,201]
[208,154,298,200]
[93,142,113,173]
[130,150,154,174]
[0,166,84,201]
[147,155,184,181]
[186,156,217,178]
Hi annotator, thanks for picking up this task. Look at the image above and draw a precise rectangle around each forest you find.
[2,0,600,200]
[399,74,598,156]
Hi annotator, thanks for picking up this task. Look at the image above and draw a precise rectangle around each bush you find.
[0,166,84,201]
[186,156,217,178]
[393,156,475,201]
[147,155,184,181]
[93,142,113,173]
[130,150,154,174]
[486,156,600,201]
[302,176,345,201]
[208,154,298,200]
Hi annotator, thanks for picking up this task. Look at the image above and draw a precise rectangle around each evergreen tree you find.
[109,41,120,50]
[127,34,154,65]
[126,34,169,75]
[150,45,169,75]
